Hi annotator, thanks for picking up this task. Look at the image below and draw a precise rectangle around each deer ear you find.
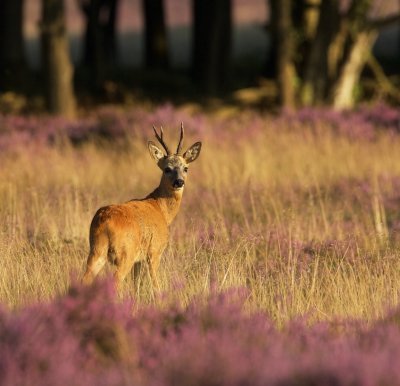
[183,142,202,163]
[148,141,165,161]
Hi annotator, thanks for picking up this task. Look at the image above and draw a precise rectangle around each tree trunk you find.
[331,30,377,109]
[79,0,119,87]
[274,0,296,108]
[300,0,339,105]
[192,0,232,95]
[0,0,26,91]
[41,0,76,118]
[142,0,168,69]
[329,0,375,109]
[105,0,118,66]
[81,0,105,86]
[264,0,277,78]
[268,0,398,108]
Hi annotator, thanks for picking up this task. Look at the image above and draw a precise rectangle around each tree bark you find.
[192,0,232,95]
[105,0,118,66]
[0,0,26,91]
[79,0,119,87]
[332,30,377,109]
[264,0,277,78]
[329,0,374,109]
[81,0,105,85]
[300,0,339,105]
[142,0,168,69]
[274,0,296,108]
[41,0,76,118]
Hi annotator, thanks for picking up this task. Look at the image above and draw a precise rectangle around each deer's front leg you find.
[147,247,164,291]
[132,261,142,283]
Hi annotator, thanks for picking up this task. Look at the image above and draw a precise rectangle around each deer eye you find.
[184,167,188,173]
[164,167,172,173]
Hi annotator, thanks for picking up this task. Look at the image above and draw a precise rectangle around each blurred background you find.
[0,0,399,117]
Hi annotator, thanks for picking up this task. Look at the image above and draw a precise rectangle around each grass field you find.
[2,104,400,384]
[0,104,400,325]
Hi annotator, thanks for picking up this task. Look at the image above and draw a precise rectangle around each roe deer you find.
[82,124,202,289]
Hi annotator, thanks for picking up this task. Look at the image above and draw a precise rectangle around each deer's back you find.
[90,199,168,252]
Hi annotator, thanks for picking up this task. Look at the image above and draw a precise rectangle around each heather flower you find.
[0,278,137,386]
[1,103,399,152]
[2,279,400,385]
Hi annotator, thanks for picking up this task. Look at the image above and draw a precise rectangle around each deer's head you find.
[148,124,202,192]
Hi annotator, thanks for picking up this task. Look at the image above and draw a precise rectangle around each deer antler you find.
[176,122,184,155]
[153,125,171,155]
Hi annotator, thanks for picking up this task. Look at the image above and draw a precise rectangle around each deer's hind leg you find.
[83,225,110,285]
[82,245,108,285]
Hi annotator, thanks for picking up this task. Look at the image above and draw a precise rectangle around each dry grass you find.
[1,118,400,324]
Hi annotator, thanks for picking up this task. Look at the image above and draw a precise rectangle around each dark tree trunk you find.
[142,0,168,69]
[300,0,340,105]
[105,0,118,65]
[264,0,277,78]
[274,0,296,108]
[0,0,26,91]
[81,0,105,85]
[192,0,232,95]
[41,0,76,117]
[79,0,119,86]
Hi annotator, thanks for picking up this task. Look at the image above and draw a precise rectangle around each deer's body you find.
[82,125,201,288]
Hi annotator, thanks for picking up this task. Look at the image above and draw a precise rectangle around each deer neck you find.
[147,185,183,226]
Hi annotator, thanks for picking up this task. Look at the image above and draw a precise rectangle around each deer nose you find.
[173,179,185,188]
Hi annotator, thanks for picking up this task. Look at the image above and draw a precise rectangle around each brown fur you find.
[82,127,201,289]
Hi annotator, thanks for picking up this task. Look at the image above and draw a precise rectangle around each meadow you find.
[1,103,400,384]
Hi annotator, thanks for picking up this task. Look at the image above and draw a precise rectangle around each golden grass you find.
[1,122,400,324]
